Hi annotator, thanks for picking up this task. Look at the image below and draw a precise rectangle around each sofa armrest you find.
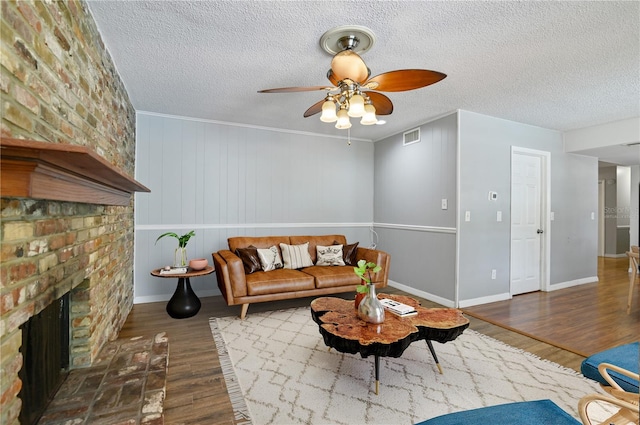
[212,250,248,304]
[356,247,390,286]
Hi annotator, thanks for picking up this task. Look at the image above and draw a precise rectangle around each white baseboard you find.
[134,289,219,304]
[547,276,598,291]
[388,280,455,308]
[458,292,511,308]
[603,254,627,258]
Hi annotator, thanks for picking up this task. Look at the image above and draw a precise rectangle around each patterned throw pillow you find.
[256,246,283,271]
[280,242,314,269]
[316,245,345,266]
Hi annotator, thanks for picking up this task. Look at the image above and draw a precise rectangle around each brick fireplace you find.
[0,1,141,424]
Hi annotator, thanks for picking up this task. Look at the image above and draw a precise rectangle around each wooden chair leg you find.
[240,303,249,320]
[627,258,637,315]
[626,250,638,315]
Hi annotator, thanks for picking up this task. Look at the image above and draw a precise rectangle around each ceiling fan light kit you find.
[335,107,352,130]
[259,25,447,131]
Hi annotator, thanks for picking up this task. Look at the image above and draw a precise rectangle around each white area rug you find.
[210,308,613,425]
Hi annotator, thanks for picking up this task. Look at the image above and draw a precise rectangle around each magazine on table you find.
[379,298,418,317]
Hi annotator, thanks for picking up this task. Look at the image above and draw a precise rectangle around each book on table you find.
[379,298,418,317]
[159,267,188,275]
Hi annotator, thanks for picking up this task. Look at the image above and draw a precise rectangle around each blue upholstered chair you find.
[580,342,639,394]
[414,400,579,424]
[413,395,639,425]
[580,342,639,425]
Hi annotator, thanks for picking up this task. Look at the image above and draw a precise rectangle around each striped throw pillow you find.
[280,242,314,269]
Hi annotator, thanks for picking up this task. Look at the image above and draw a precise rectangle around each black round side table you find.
[150,266,214,319]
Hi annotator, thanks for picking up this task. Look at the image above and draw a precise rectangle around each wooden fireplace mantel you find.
[1,137,150,206]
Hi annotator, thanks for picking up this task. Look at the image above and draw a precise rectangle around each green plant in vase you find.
[353,259,382,309]
[155,230,195,268]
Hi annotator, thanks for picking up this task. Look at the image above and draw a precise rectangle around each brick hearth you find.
[38,333,168,425]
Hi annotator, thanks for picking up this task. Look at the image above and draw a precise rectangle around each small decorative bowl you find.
[189,258,208,270]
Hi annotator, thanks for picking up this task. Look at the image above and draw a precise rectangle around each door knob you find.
[537,229,544,234]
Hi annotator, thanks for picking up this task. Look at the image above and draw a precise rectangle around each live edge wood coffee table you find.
[310,294,469,394]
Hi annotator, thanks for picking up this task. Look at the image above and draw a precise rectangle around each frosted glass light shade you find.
[335,108,352,129]
[360,103,377,125]
[347,94,365,117]
[320,100,338,122]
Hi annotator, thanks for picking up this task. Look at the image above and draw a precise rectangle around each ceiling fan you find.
[258,26,447,129]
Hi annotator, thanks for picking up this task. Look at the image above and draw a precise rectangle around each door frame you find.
[510,147,551,293]
[598,179,605,257]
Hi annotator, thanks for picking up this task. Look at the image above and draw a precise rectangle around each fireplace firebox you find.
[18,293,70,425]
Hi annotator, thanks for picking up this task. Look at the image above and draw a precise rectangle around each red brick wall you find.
[0,1,136,423]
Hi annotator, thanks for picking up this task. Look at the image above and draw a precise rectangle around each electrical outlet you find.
[491,269,497,279]
[465,211,471,222]
[441,199,448,210]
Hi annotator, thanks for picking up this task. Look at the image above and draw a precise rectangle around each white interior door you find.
[511,152,543,295]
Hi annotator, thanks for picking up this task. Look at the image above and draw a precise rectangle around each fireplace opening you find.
[18,293,70,425]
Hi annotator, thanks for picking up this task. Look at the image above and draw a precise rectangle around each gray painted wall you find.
[134,109,601,308]
[458,110,598,303]
[373,113,458,303]
[134,112,374,302]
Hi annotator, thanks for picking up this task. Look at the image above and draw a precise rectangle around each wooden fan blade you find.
[366,70,446,92]
[303,99,325,117]
[327,69,340,87]
[366,92,393,115]
[258,86,331,93]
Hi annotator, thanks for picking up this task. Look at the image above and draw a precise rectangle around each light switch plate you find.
[441,199,448,210]
[465,211,471,222]
[497,211,502,222]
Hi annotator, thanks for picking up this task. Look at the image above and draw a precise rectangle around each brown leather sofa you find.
[212,234,390,319]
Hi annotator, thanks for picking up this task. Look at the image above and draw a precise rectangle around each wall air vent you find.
[403,128,420,146]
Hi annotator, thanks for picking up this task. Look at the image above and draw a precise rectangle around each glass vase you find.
[358,283,385,324]
[174,247,187,267]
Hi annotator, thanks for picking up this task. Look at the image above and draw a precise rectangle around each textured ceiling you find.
[86,1,640,163]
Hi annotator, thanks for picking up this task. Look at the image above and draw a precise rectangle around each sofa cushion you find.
[290,235,347,263]
[257,246,283,271]
[303,265,360,289]
[246,269,315,295]
[235,246,261,274]
[316,245,345,266]
[280,242,314,269]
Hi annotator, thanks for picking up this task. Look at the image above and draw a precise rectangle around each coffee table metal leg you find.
[425,340,443,374]
[374,355,380,395]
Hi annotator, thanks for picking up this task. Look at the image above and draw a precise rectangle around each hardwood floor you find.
[464,256,639,357]
[118,257,637,424]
